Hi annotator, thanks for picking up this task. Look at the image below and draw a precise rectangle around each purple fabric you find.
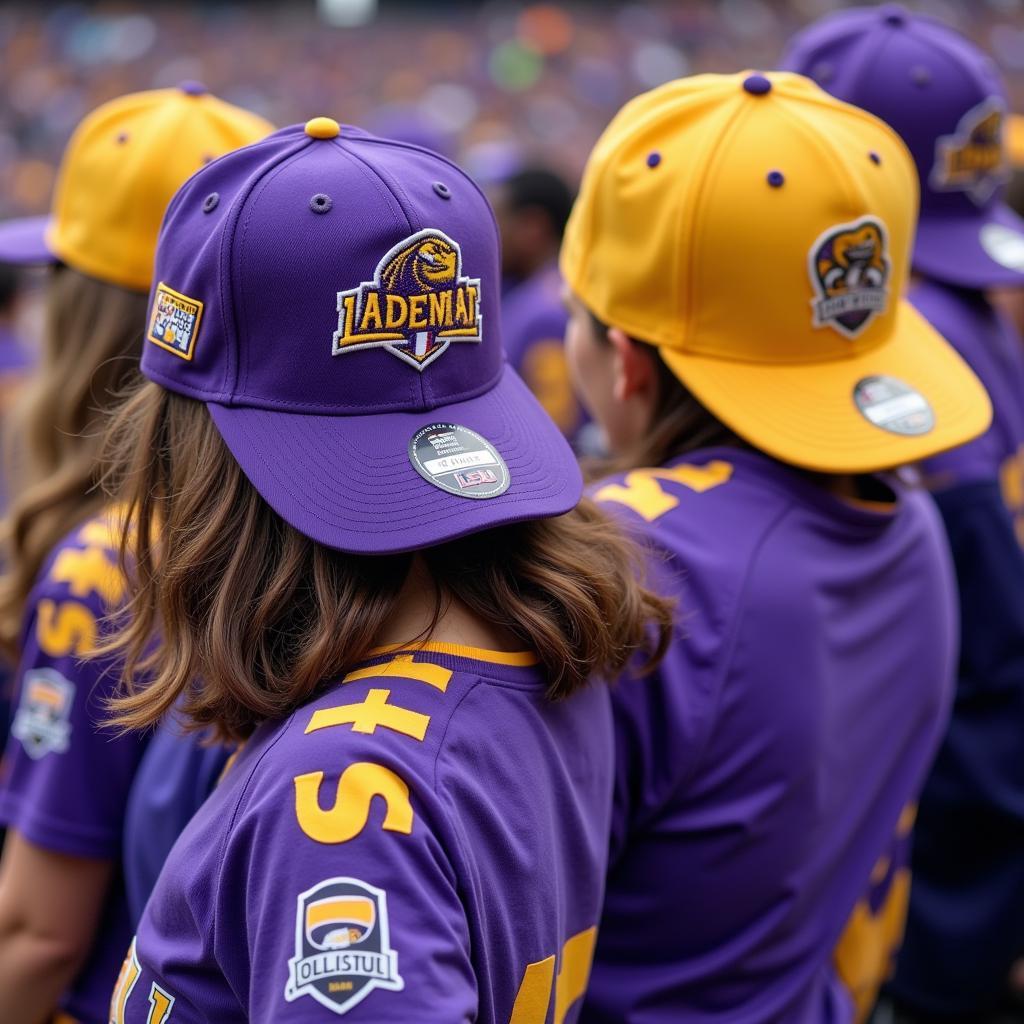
[781,5,1024,288]
[0,215,54,266]
[122,648,613,1022]
[501,264,587,442]
[142,123,581,553]
[914,280,1024,490]
[0,325,32,374]
[0,517,149,1023]
[582,448,957,1023]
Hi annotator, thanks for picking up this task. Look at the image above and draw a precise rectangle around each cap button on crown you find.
[178,80,208,97]
[743,73,773,96]
[305,117,340,140]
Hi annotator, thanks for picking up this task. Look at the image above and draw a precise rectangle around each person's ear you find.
[607,326,657,404]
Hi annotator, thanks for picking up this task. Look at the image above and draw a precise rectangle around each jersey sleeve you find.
[217,687,478,1022]
[0,528,148,858]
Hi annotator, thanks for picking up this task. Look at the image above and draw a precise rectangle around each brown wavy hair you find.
[100,382,674,741]
[585,311,748,478]
[0,267,148,659]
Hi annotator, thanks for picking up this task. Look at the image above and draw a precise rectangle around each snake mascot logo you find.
[285,877,403,1016]
[333,228,482,370]
[809,217,890,338]
[931,97,1008,205]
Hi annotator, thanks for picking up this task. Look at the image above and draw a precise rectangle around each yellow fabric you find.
[1008,113,1024,169]
[561,70,991,473]
[45,87,273,292]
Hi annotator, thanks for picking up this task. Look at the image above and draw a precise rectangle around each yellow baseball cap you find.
[561,71,992,474]
[0,83,273,292]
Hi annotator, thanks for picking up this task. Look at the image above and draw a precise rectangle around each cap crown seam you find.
[683,88,756,350]
[230,140,319,400]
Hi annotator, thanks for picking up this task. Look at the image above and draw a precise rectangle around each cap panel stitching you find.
[681,85,757,349]
[225,136,312,401]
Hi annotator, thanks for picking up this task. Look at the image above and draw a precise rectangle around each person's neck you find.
[373,554,525,652]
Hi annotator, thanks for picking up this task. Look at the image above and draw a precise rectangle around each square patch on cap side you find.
[147,282,204,361]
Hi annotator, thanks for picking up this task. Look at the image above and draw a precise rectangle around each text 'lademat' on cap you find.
[0,83,273,291]
[783,5,1024,288]
[560,71,992,475]
[141,118,582,554]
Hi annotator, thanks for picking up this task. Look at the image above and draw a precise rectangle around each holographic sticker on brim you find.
[853,375,934,436]
[408,423,511,499]
[980,223,1024,271]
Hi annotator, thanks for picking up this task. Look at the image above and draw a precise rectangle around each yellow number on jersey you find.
[594,461,733,522]
[294,761,414,844]
[509,926,597,1024]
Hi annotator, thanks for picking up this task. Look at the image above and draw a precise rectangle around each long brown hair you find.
[587,311,749,476]
[0,267,148,658]
[100,382,674,741]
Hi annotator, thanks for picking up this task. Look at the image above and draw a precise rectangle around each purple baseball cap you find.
[782,4,1024,289]
[141,117,582,554]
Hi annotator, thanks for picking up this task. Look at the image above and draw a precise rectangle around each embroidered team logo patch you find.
[147,283,204,361]
[11,669,74,759]
[333,228,481,371]
[931,97,1008,205]
[285,877,404,1016]
[809,217,890,338]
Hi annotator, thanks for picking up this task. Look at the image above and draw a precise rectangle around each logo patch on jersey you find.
[11,668,74,759]
[809,217,890,338]
[147,283,204,361]
[332,228,482,371]
[285,877,404,1016]
[931,98,1008,205]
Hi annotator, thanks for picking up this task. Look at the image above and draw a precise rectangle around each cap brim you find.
[0,216,56,266]
[913,204,1024,289]
[660,300,992,475]
[207,366,583,554]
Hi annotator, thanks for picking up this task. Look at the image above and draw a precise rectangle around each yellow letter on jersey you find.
[36,600,97,657]
[595,461,733,522]
[306,689,430,741]
[51,546,125,606]
[510,926,597,1024]
[294,761,414,844]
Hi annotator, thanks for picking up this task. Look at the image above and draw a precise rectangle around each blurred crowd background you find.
[1,0,1022,220]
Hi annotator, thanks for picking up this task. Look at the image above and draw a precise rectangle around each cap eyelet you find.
[116,132,129,145]
[869,151,882,165]
[432,181,451,200]
[202,192,219,214]
[310,193,333,214]
[647,152,662,168]
[910,65,931,87]
[766,170,785,188]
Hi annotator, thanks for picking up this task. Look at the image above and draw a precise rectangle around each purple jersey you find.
[502,265,585,440]
[0,513,148,1023]
[888,288,1024,1010]
[914,280,1024,514]
[114,643,613,1023]
[582,448,957,1024]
